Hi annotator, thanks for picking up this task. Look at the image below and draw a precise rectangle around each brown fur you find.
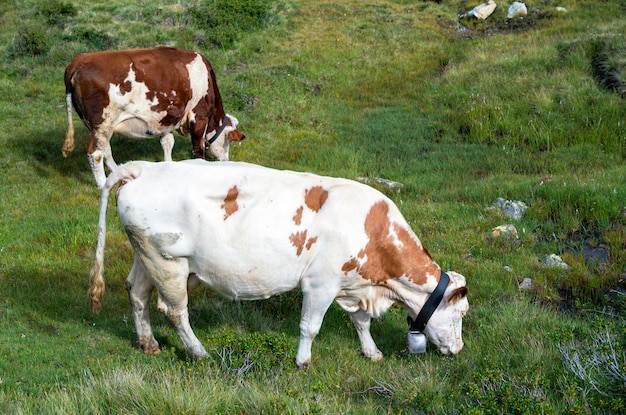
[221,185,239,220]
[304,186,329,212]
[342,201,439,285]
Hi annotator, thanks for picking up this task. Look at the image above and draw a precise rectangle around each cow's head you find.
[205,114,245,161]
[408,271,468,355]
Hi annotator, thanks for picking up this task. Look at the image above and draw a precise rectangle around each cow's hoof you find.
[295,359,311,370]
[364,349,383,361]
[138,337,161,355]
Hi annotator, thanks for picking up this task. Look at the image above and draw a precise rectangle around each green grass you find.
[1,0,625,413]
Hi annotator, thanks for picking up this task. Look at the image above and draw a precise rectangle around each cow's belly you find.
[113,117,172,139]
[193,270,301,301]
[188,251,308,301]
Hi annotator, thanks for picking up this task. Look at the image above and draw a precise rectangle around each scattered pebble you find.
[519,278,533,291]
[490,197,527,220]
[459,0,497,20]
[507,2,527,19]
[582,244,609,267]
[491,224,519,238]
[542,254,569,269]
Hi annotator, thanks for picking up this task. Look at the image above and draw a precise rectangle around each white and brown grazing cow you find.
[89,160,468,368]
[62,47,245,187]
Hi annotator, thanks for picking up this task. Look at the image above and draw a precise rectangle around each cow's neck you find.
[407,271,449,333]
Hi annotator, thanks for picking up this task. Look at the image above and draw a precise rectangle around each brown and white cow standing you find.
[89,160,468,368]
[62,47,245,187]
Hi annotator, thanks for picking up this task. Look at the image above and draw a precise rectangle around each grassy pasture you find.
[0,0,625,413]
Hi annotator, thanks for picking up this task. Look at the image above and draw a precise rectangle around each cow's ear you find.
[447,287,468,304]
[228,130,245,142]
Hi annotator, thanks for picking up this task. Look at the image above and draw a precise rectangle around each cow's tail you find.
[62,91,75,157]
[89,162,143,314]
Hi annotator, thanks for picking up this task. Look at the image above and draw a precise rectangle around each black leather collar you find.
[407,271,450,333]
[206,116,229,145]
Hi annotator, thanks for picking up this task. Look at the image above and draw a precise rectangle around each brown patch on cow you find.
[341,249,366,273]
[227,129,246,142]
[304,186,328,212]
[293,206,304,225]
[221,185,239,220]
[341,201,439,285]
[306,236,318,250]
[290,230,308,256]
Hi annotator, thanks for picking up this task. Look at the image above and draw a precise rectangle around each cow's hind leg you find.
[295,286,337,369]
[126,255,160,354]
[160,132,175,161]
[349,309,383,361]
[152,260,208,360]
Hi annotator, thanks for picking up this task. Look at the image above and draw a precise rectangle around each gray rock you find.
[459,0,497,20]
[507,2,527,19]
[490,197,527,220]
[490,224,519,238]
[582,244,609,267]
[519,278,533,291]
[542,254,569,269]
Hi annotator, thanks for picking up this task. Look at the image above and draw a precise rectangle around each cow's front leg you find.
[125,256,160,354]
[87,133,116,188]
[349,309,383,361]
[102,143,117,171]
[88,148,106,188]
[160,133,175,161]
[295,287,336,369]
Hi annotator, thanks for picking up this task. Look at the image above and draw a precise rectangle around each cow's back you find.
[66,48,204,125]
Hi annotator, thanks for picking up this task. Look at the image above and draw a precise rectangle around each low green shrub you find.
[6,28,50,58]
[37,0,77,27]
[188,0,274,48]
[460,368,554,415]
[68,28,116,50]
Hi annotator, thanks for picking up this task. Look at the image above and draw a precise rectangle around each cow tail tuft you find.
[62,92,75,156]
[89,162,142,314]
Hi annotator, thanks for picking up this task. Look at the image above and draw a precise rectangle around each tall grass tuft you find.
[589,36,626,98]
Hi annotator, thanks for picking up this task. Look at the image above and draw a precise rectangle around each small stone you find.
[507,2,527,19]
[490,197,527,220]
[582,244,609,267]
[491,224,519,238]
[519,278,533,291]
[542,254,569,269]
[459,0,497,20]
